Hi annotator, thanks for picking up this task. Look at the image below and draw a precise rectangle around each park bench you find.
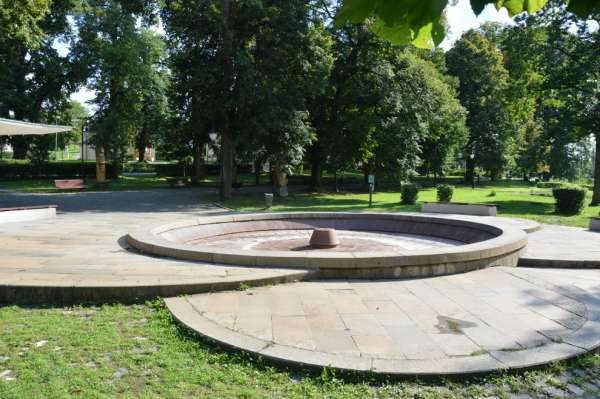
[54,179,87,190]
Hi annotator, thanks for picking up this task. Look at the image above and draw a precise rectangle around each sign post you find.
[368,175,375,208]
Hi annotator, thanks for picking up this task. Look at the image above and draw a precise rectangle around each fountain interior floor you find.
[186,229,464,252]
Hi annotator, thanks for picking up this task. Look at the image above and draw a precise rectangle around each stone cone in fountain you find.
[309,228,340,248]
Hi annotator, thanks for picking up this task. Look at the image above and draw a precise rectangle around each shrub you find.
[401,182,420,204]
[537,181,565,189]
[436,184,454,202]
[488,190,496,197]
[552,186,587,215]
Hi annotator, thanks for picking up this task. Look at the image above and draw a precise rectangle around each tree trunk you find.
[220,126,233,200]
[219,0,234,200]
[254,158,262,186]
[591,132,600,205]
[311,156,323,191]
[137,129,147,162]
[95,146,107,183]
[232,162,239,187]
[334,170,339,193]
[272,165,288,196]
[192,142,205,185]
[10,136,28,159]
[465,157,475,185]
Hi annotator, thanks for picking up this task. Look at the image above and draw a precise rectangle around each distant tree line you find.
[0,0,597,201]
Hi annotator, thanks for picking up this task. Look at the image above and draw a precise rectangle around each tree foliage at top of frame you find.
[335,0,599,48]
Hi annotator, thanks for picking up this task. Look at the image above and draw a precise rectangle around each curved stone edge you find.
[519,257,600,269]
[165,292,600,376]
[127,212,528,279]
[520,220,542,234]
[0,269,315,305]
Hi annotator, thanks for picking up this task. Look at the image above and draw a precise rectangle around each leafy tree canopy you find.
[0,0,52,48]
[335,0,599,48]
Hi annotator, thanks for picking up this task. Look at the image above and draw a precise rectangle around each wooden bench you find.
[54,179,87,189]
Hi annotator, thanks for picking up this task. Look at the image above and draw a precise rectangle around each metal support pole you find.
[219,154,224,201]
[369,183,373,207]
[81,128,84,180]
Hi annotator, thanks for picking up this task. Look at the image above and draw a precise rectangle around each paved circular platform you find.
[166,267,600,375]
[0,188,590,306]
[0,190,313,303]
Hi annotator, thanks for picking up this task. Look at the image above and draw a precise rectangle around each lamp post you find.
[208,128,221,201]
[81,118,89,181]
[470,152,475,189]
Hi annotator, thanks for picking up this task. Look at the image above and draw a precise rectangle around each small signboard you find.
[368,175,375,185]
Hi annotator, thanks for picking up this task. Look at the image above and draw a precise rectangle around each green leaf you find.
[335,0,376,25]
[494,0,547,15]
[471,0,489,14]
[336,0,599,49]
[431,17,446,46]
[371,18,412,45]
[375,0,446,48]
[411,22,435,48]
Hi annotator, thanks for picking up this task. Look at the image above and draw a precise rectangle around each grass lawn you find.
[2,176,597,228]
[1,300,599,398]
[216,181,599,228]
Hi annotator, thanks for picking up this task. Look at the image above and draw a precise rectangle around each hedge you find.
[153,163,254,177]
[0,161,118,180]
[552,187,587,215]
[537,181,565,189]
[0,161,259,179]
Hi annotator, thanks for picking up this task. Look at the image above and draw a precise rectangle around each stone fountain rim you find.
[126,212,528,273]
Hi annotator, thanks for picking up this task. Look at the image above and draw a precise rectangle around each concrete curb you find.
[0,269,314,304]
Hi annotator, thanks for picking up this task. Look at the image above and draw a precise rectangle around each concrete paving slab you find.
[166,267,600,375]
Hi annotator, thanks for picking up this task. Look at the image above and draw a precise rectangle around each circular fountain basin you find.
[126,212,528,279]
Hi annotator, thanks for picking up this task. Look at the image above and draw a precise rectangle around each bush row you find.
[152,163,256,177]
[0,162,118,180]
[0,161,258,179]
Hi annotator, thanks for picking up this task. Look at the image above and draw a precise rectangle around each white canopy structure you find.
[0,118,72,136]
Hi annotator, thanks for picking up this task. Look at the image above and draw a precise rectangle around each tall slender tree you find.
[446,29,516,181]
